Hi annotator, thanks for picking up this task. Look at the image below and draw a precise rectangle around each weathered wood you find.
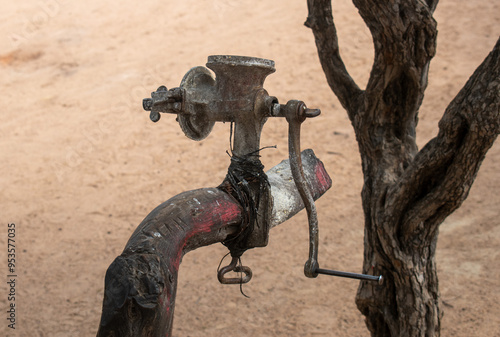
[306,0,499,335]
[97,188,242,337]
[96,150,332,337]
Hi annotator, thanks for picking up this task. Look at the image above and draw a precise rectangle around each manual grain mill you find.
[97,55,381,337]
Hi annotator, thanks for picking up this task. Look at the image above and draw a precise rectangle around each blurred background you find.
[0,0,498,336]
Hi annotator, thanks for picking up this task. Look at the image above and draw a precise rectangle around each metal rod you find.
[316,268,383,285]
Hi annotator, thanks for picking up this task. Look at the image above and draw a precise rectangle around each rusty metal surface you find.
[143,55,278,156]
[97,54,382,336]
[281,100,320,278]
[142,55,323,263]
[141,54,383,284]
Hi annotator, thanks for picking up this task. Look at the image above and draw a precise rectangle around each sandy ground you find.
[0,0,499,336]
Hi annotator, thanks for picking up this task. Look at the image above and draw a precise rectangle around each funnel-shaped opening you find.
[207,55,275,72]
[206,55,276,96]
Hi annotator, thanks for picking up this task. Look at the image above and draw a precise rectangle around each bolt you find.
[150,111,160,123]
[271,103,281,117]
[143,98,153,111]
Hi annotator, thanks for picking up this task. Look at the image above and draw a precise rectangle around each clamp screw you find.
[150,111,161,123]
[143,98,153,111]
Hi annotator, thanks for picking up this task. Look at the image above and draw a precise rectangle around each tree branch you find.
[425,0,439,14]
[304,0,363,119]
[97,151,332,336]
[352,0,437,120]
[388,37,500,245]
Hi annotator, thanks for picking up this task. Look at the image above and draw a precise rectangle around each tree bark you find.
[306,0,500,335]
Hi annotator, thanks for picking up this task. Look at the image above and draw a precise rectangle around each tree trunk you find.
[306,0,500,335]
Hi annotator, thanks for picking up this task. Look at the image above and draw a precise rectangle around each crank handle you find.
[283,100,383,285]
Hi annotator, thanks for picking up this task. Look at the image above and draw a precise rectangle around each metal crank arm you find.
[282,100,383,285]
[315,268,382,283]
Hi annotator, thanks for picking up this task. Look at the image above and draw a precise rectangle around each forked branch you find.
[305,0,363,119]
[389,38,500,244]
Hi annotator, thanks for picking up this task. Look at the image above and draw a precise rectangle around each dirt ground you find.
[1,0,499,336]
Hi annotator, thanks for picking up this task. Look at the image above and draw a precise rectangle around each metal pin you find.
[303,108,321,118]
[316,268,384,285]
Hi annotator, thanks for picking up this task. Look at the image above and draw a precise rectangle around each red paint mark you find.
[217,200,242,223]
[158,287,170,311]
[314,162,332,192]
[168,194,242,271]
[186,198,242,237]
[170,249,183,272]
